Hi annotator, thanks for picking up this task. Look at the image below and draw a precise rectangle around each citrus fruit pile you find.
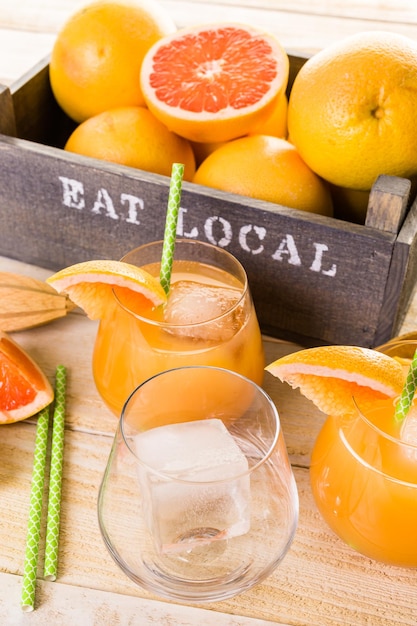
[49,0,333,214]
[50,2,417,223]
[265,344,405,417]
[0,331,54,424]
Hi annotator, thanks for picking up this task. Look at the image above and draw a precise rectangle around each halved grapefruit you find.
[140,23,290,143]
[0,331,54,424]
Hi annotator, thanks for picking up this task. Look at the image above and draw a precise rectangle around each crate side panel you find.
[380,198,417,340]
[0,137,396,347]
[0,85,16,136]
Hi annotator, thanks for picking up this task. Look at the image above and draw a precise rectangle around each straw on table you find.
[21,405,51,612]
[44,365,67,581]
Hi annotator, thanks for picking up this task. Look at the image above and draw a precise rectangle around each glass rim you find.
[353,396,417,450]
[342,396,417,487]
[115,238,249,329]
[119,365,281,484]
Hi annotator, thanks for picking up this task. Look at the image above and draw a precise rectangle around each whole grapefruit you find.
[64,106,196,181]
[288,31,417,190]
[50,0,176,123]
[193,135,333,216]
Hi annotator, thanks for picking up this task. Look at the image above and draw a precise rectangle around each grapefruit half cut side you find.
[140,23,290,143]
[0,331,54,424]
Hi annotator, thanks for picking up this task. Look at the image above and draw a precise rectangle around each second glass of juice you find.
[93,239,265,416]
[310,395,417,567]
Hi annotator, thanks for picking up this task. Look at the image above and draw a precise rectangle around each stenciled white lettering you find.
[177,207,199,238]
[310,243,337,276]
[57,176,337,279]
[121,193,144,225]
[204,216,232,247]
[239,224,266,255]
[91,188,119,220]
[272,234,301,266]
[59,176,85,210]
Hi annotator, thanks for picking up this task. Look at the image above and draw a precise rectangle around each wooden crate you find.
[0,53,416,348]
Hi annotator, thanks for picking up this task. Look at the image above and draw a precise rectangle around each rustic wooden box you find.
[1,53,417,348]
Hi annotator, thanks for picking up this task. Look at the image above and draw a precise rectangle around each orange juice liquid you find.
[93,259,265,416]
[310,398,417,566]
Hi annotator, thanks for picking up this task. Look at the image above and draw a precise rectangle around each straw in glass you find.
[395,347,417,422]
[21,405,51,612]
[44,365,67,581]
[159,162,184,294]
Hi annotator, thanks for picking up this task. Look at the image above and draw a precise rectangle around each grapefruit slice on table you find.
[140,23,290,143]
[46,259,167,320]
[265,345,405,416]
[0,331,54,424]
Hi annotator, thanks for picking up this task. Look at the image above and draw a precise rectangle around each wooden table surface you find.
[1,2,417,625]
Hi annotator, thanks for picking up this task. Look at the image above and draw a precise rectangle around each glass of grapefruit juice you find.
[310,349,417,567]
[92,238,265,417]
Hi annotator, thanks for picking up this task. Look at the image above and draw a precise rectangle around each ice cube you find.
[134,418,250,554]
[163,280,243,342]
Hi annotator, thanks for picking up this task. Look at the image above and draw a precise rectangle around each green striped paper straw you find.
[159,163,184,295]
[395,348,417,423]
[44,365,67,581]
[21,405,51,612]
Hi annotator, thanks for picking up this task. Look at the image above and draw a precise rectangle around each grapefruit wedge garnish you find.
[0,331,54,424]
[265,345,405,416]
[46,259,167,320]
[140,23,290,143]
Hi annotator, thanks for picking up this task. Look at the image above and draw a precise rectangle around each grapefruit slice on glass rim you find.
[46,259,167,320]
[265,345,405,417]
[0,331,54,424]
[140,23,290,143]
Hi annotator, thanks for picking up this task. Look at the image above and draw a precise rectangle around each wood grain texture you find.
[1,20,417,349]
[0,126,411,348]
[1,256,417,626]
[365,175,411,234]
[0,84,15,136]
[1,2,417,623]
[2,47,416,348]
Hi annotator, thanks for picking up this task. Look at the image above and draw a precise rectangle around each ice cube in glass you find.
[163,280,243,341]
[134,418,250,554]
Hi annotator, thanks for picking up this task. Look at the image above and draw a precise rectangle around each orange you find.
[190,92,288,167]
[192,136,333,216]
[265,345,405,417]
[46,259,167,320]
[0,331,54,424]
[64,106,196,181]
[49,0,176,123]
[140,23,289,143]
[288,31,417,190]
[248,91,288,138]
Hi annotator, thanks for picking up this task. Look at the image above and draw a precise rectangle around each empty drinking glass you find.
[98,366,299,602]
